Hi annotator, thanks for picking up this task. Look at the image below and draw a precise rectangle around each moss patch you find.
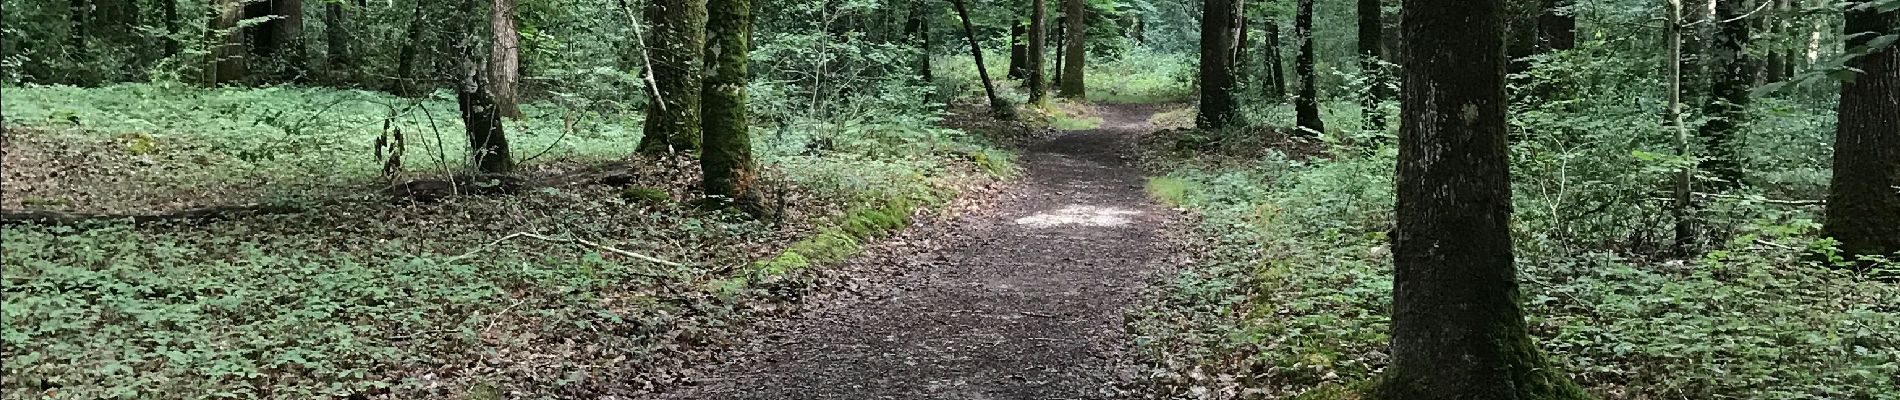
[785,230,862,265]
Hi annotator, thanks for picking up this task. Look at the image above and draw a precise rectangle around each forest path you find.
[660,103,1182,399]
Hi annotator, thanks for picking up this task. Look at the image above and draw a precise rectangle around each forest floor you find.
[659,104,1188,399]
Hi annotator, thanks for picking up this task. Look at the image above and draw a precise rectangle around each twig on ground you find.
[1020,311,1055,318]
[449,231,688,270]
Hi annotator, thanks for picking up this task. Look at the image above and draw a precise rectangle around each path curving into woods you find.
[659,104,1184,399]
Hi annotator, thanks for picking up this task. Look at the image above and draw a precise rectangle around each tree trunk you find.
[1381,0,1590,395]
[1762,0,1792,83]
[1683,0,1713,104]
[905,0,934,83]
[637,0,708,154]
[323,1,354,82]
[490,0,524,119]
[1669,0,1697,256]
[1052,14,1065,86]
[1197,0,1241,128]
[1505,0,1537,75]
[1008,21,1029,80]
[1358,0,1389,131]
[1027,0,1049,105]
[952,0,1013,118]
[1058,0,1086,98]
[455,0,513,173]
[1234,14,1249,82]
[204,0,247,85]
[1294,0,1324,134]
[1697,0,1751,189]
[701,0,764,215]
[265,0,308,81]
[1825,0,1899,265]
[1537,0,1575,52]
[393,0,427,95]
[162,0,180,58]
[1263,18,1285,99]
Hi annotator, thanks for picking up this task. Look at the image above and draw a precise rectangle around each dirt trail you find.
[661,104,1181,399]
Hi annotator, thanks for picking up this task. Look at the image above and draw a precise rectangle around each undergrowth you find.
[0,83,1021,399]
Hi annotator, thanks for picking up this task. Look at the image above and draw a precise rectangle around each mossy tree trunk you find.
[490,0,524,119]
[1824,0,1899,266]
[637,0,708,154]
[1383,0,1590,396]
[952,0,1013,119]
[1058,0,1086,98]
[1027,0,1049,105]
[1197,0,1241,129]
[1697,0,1751,190]
[701,0,764,214]
[1294,0,1324,134]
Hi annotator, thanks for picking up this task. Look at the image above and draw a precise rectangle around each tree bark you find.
[701,0,764,215]
[1197,0,1242,128]
[204,0,248,85]
[1358,0,1389,131]
[490,0,524,119]
[1058,0,1086,98]
[261,0,308,81]
[1697,0,1752,189]
[455,0,513,173]
[392,0,428,95]
[1381,0,1590,395]
[952,0,1013,118]
[1263,18,1286,99]
[1052,14,1065,86]
[1825,0,1899,265]
[1294,0,1324,134]
[1027,0,1049,105]
[323,1,354,82]
[905,0,934,84]
[1009,21,1030,80]
[637,0,708,154]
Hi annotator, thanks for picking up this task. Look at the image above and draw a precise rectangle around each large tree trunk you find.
[393,0,428,95]
[1197,0,1241,128]
[323,1,355,82]
[1027,0,1049,105]
[1683,0,1713,105]
[1825,0,1899,266]
[1697,0,1751,189]
[701,0,764,214]
[1381,0,1589,395]
[490,0,524,119]
[1058,0,1086,98]
[637,0,708,154]
[204,0,248,85]
[1294,0,1324,134]
[1358,0,1389,131]
[1008,21,1029,80]
[905,0,934,83]
[1234,15,1249,82]
[1263,18,1286,99]
[1762,0,1793,83]
[952,0,1013,118]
